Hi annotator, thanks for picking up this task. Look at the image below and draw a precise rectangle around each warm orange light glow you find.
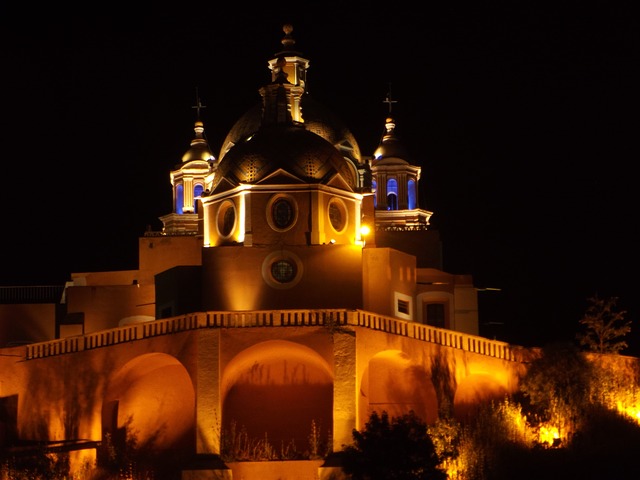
[616,398,640,424]
[537,424,560,447]
[359,225,371,247]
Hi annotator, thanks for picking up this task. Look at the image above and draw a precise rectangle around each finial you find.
[383,83,398,114]
[192,87,207,120]
[281,24,295,49]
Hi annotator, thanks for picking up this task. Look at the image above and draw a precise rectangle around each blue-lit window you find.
[194,184,204,213]
[372,180,377,208]
[386,179,398,210]
[176,184,184,214]
[408,179,417,210]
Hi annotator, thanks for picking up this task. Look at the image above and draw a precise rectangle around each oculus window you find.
[217,200,236,238]
[262,251,304,289]
[271,260,297,283]
[267,195,298,232]
[328,198,348,233]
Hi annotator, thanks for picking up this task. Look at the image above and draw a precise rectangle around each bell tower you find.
[159,93,215,235]
[370,90,441,269]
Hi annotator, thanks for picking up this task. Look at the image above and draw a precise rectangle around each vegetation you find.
[517,342,594,441]
[340,410,447,480]
[340,325,640,480]
[1,446,71,480]
[220,419,331,461]
[576,295,631,354]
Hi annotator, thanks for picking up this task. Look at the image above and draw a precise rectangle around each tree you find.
[518,342,594,440]
[576,295,631,354]
[340,410,447,480]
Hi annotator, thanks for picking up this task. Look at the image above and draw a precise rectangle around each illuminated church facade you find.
[0,25,528,479]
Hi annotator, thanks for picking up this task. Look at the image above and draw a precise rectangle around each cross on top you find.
[383,84,398,114]
[192,88,207,120]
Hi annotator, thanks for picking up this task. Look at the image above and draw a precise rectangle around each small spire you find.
[192,87,207,120]
[383,83,398,114]
[275,23,302,57]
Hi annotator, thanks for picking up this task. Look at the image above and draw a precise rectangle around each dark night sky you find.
[1,4,637,353]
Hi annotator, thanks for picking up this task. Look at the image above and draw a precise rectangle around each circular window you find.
[217,200,236,238]
[328,198,348,233]
[267,195,298,232]
[271,260,297,283]
[261,251,303,289]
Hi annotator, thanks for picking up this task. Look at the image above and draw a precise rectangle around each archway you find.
[221,340,333,458]
[101,353,195,465]
[359,350,438,428]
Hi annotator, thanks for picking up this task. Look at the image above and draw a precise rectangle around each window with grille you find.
[398,299,410,315]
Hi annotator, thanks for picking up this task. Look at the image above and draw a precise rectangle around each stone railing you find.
[0,285,65,304]
[23,309,528,362]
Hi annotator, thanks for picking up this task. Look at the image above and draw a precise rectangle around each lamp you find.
[360,225,371,247]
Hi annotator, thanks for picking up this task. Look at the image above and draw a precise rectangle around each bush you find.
[341,410,447,480]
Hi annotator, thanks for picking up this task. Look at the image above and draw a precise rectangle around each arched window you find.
[372,179,377,208]
[386,178,398,210]
[408,179,417,210]
[193,184,204,213]
[176,184,184,214]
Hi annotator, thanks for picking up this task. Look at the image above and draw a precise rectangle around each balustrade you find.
[22,309,517,362]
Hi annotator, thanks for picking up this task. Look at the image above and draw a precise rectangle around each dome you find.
[219,95,362,165]
[182,121,215,163]
[373,116,410,165]
[214,125,356,189]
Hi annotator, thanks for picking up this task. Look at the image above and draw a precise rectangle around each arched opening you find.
[101,353,195,472]
[221,340,333,459]
[193,183,204,213]
[408,179,417,209]
[372,179,378,208]
[176,184,184,214]
[359,350,438,428]
[386,178,398,210]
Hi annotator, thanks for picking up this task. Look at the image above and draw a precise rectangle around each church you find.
[0,24,519,479]
[61,24,479,337]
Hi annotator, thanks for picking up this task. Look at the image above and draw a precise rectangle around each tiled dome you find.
[215,125,356,189]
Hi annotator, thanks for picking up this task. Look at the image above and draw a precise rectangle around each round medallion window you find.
[267,194,298,232]
[261,251,303,289]
[328,198,347,233]
[217,200,236,238]
[271,260,297,283]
